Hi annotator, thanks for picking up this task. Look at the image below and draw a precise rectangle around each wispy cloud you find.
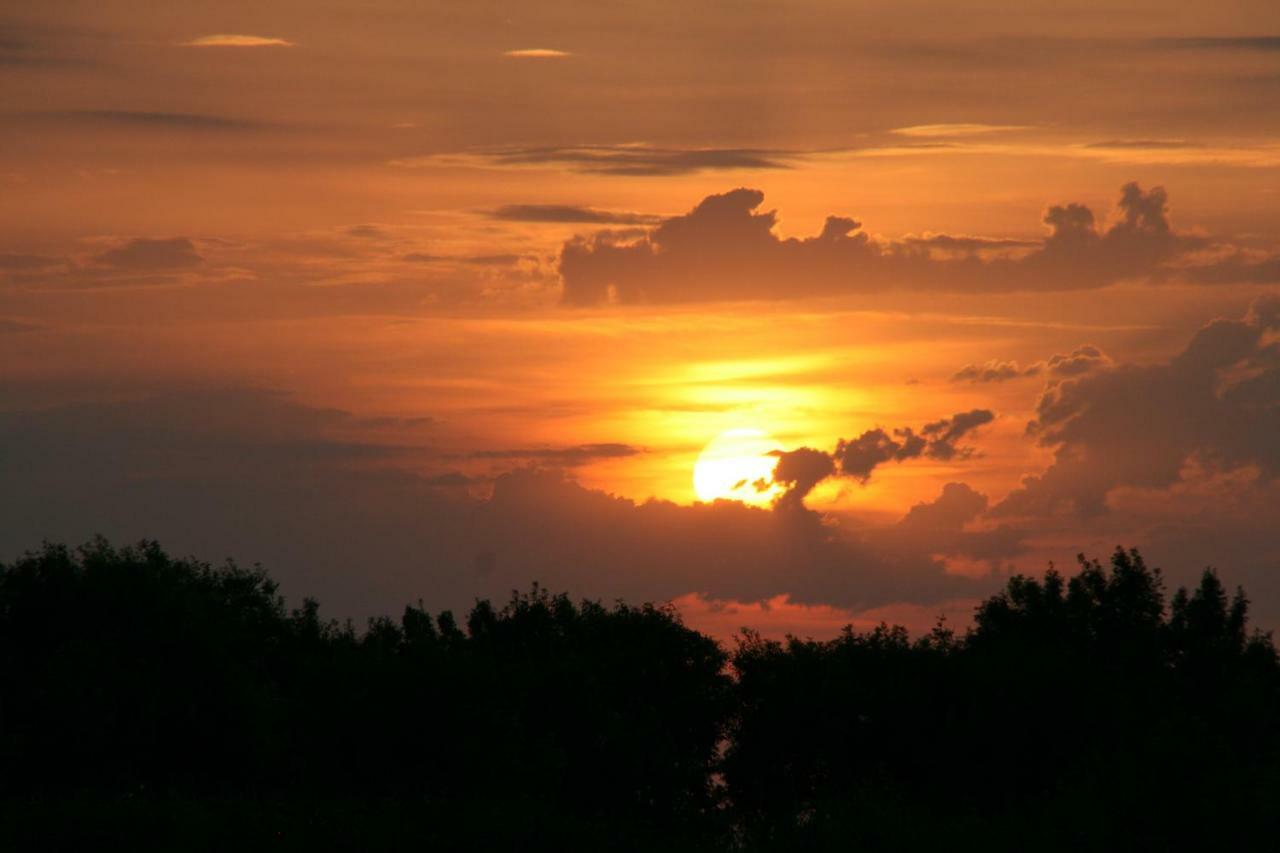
[181,34,294,48]
[503,48,570,58]
[18,110,263,131]
[890,123,1030,138]
[391,144,796,176]
[1158,36,1280,52]
[487,204,664,225]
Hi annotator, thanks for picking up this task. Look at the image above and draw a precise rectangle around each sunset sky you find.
[3,1,1280,636]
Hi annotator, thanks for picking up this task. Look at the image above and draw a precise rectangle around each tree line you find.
[2,539,1278,850]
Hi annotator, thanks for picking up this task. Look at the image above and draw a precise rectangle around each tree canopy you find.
[2,540,1277,850]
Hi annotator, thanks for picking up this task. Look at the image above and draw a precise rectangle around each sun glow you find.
[693,428,785,506]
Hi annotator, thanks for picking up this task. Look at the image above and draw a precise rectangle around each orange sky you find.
[3,2,1280,638]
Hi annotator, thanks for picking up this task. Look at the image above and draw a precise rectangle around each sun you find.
[693,428,785,506]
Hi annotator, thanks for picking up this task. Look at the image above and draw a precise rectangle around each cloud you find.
[391,145,796,177]
[486,204,664,225]
[558,183,1203,304]
[0,253,61,271]
[952,360,1036,383]
[865,482,1027,576]
[92,237,203,270]
[770,447,835,510]
[0,386,989,622]
[503,48,570,58]
[995,297,1280,518]
[1045,344,1111,377]
[22,110,262,131]
[402,252,534,267]
[902,234,1039,252]
[469,443,643,465]
[1084,139,1200,150]
[343,224,391,240]
[181,35,294,48]
[1159,37,1280,52]
[1175,254,1280,286]
[770,409,995,508]
[952,345,1110,383]
[0,319,40,334]
[890,123,1030,137]
[0,21,95,69]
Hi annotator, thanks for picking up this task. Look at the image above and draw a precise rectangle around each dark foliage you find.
[2,541,1278,850]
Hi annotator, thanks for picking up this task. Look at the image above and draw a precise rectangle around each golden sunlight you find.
[692,428,784,506]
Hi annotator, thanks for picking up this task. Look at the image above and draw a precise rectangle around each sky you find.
[3,1,1280,637]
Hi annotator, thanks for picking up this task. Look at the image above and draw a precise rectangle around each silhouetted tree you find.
[2,539,1278,850]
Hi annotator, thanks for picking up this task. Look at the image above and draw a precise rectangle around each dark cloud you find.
[17,110,264,131]
[770,447,835,510]
[426,145,795,177]
[1161,37,1280,52]
[952,360,1036,383]
[0,21,96,69]
[402,252,532,266]
[559,183,1199,304]
[769,409,995,509]
[900,482,988,530]
[1177,255,1280,286]
[901,234,1038,251]
[470,443,643,465]
[832,410,994,481]
[344,224,391,240]
[93,237,203,270]
[423,471,474,487]
[487,204,664,225]
[0,386,989,620]
[878,481,1025,565]
[1083,139,1201,150]
[0,318,40,334]
[918,409,996,459]
[951,345,1110,384]
[0,253,61,271]
[1045,344,1111,377]
[995,297,1280,518]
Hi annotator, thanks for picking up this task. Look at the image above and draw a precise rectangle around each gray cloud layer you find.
[0,386,988,620]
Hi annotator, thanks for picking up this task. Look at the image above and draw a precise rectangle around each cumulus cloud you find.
[93,237,203,270]
[559,182,1202,304]
[770,447,835,510]
[875,482,1026,568]
[952,345,1111,383]
[952,360,1036,383]
[995,297,1280,518]
[771,409,995,507]
[181,35,294,48]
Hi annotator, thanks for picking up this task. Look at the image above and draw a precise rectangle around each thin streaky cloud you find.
[503,48,571,58]
[181,34,295,48]
[891,123,1031,137]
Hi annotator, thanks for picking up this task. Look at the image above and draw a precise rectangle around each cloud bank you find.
[559,183,1226,304]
